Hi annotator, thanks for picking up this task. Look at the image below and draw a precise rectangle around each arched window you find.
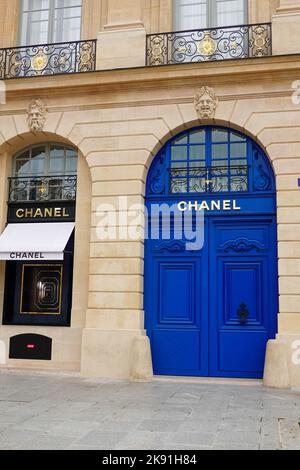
[10,143,78,202]
[13,143,77,177]
[147,126,274,196]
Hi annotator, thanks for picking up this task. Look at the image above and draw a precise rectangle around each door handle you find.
[237,303,249,325]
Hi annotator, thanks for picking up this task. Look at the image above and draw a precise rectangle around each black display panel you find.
[9,333,52,360]
[2,234,74,326]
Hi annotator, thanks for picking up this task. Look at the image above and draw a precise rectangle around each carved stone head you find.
[194,86,218,119]
[28,98,47,132]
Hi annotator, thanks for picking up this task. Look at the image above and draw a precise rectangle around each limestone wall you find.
[0,55,299,384]
[0,0,299,385]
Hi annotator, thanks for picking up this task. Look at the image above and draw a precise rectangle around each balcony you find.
[0,23,273,79]
[0,40,96,79]
[146,23,272,66]
[8,176,77,202]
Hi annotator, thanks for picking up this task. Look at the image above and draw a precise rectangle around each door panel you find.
[158,263,196,325]
[149,255,208,376]
[145,214,277,379]
[218,331,269,374]
[209,217,278,378]
[223,262,263,325]
[152,330,202,375]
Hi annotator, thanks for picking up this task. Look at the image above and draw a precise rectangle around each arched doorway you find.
[2,142,78,327]
[145,126,278,378]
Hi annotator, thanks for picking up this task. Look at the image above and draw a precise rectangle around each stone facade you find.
[0,0,299,388]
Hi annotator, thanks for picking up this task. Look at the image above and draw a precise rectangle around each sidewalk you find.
[0,370,299,450]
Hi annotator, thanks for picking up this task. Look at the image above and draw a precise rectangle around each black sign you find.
[8,201,76,223]
[9,333,52,360]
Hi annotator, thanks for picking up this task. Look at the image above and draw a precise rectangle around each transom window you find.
[169,128,248,193]
[14,143,77,177]
[173,0,247,30]
[10,143,78,202]
[19,0,82,46]
[147,126,274,197]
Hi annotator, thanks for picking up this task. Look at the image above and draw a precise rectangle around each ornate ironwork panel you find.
[0,40,96,79]
[146,23,271,66]
[8,176,77,202]
[169,165,248,194]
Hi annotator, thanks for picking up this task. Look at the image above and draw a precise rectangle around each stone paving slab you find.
[0,370,299,450]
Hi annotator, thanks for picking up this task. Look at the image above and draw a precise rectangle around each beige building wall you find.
[0,52,299,385]
[0,0,299,387]
[0,0,19,48]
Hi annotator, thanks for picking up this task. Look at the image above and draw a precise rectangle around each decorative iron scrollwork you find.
[148,153,167,195]
[169,165,248,194]
[253,150,272,191]
[78,41,96,72]
[146,23,272,66]
[8,175,77,202]
[0,40,96,79]
[237,303,250,324]
[249,24,272,57]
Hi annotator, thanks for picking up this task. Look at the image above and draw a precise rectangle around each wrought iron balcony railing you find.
[146,23,272,66]
[8,175,77,202]
[0,40,96,79]
[169,165,248,194]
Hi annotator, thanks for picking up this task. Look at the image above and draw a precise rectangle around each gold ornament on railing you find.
[252,26,267,56]
[38,183,47,196]
[31,49,48,71]
[148,36,164,65]
[198,32,217,56]
[78,42,94,71]
[80,50,91,65]
[58,56,67,66]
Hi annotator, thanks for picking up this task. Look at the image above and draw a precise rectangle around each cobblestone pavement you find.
[0,371,299,450]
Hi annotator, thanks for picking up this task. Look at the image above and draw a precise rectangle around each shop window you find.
[2,235,74,327]
[20,265,63,315]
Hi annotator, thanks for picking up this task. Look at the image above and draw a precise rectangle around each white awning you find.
[0,222,75,261]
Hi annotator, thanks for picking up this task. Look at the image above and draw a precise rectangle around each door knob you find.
[237,303,249,324]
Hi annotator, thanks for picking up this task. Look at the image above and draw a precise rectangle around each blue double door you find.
[145,214,278,379]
